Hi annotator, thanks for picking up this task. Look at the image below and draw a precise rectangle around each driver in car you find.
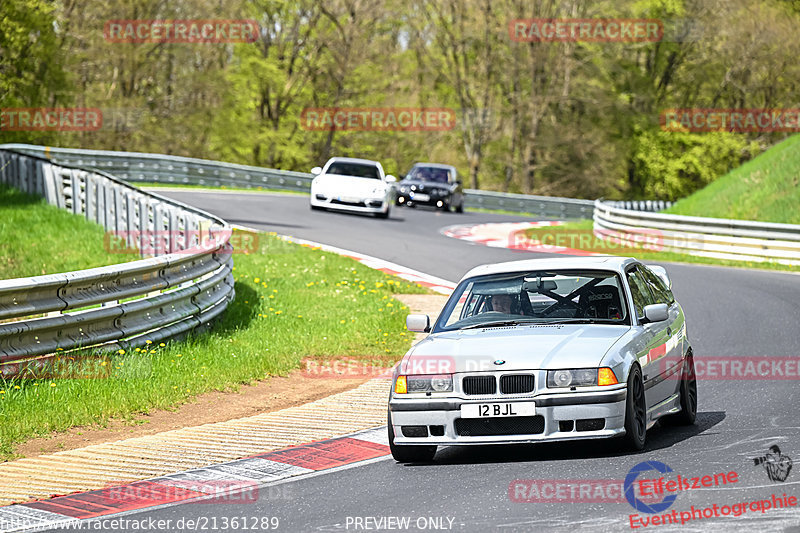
[490,294,517,314]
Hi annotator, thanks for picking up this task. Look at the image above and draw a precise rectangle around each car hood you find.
[314,174,387,194]
[399,179,451,191]
[401,324,630,373]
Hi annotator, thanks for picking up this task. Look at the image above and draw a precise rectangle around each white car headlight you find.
[404,374,453,393]
[546,368,619,388]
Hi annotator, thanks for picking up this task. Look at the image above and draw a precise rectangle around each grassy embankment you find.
[522,135,800,271]
[0,183,428,459]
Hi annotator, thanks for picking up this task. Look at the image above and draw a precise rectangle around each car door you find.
[625,266,671,412]
[640,265,685,390]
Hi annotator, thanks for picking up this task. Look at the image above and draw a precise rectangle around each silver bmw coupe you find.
[388,256,697,462]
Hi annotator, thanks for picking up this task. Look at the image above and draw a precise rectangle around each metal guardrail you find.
[594,200,800,265]
[1,144,602,218]
[0,149,235,377]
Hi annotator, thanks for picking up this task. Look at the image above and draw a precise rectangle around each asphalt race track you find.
[58,190,800,532]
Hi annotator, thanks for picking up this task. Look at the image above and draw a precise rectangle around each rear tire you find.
[455,202,464,213]
[663,354,697,426]
[388,412,437,463]
[310,204,324,211]
[622,365,647,451]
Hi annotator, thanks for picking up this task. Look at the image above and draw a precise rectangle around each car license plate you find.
[338,196,360,203]
[460,402,535,419]
[411,193,430,201]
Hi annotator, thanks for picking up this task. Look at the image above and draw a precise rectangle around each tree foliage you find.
[2,0,799,199]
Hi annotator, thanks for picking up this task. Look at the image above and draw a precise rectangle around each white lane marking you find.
[349,427,390,446]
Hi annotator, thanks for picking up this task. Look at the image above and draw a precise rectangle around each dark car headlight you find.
[395,374,453,393]
[546,368,619,388]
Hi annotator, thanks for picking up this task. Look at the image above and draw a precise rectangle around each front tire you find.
[388,412,437,463]
[622,365,647,451]
[375,206,390,219]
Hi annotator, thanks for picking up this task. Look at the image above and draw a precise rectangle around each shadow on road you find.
[417,410,726,465]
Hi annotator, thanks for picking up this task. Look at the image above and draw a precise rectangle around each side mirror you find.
[406,314,431,333]
[311,166,322,175]
[385,175,397,183]
[642,303,669,324]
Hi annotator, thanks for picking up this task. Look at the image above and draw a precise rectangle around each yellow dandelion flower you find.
[100,361,107,366]
[340,320,346,324]
[150,350,156,354]
[145,340,153,345]
[159,343,165,347]
[254,277,261,283]
[118,349,125,355]
[14,385,20,389]
[50,383,56,388]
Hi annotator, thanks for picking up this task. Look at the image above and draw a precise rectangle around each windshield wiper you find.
[544,318,611,325]
[462,319,547,330]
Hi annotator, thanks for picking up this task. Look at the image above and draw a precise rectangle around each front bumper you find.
[310,193,389,214]
[389,388,627,445]
[396,191,452,207]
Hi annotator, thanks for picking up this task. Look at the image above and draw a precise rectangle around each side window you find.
[626,268,655,318]
[640,266,674,305]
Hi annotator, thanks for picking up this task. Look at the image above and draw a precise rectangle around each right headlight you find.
[546,368,618,388]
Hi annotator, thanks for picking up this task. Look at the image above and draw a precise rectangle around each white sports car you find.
[309,157,396,218]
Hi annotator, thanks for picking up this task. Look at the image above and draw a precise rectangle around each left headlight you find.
[395,374,453,393]
[547,368,618,388]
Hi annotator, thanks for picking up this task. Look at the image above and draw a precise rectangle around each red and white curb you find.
[0,428,390,532]
[442,221,602,256]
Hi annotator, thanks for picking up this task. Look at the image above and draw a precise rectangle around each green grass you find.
[665,134,800,224]
[523,220,800,272]
[0,184,140,278]
[0,192,429,459]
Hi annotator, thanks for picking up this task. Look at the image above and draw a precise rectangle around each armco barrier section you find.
[0,144,600,218]
[0,149,235,377]
[594,200,800,265]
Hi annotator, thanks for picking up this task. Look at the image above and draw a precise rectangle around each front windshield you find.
[326,162,381,179]
[436,269,629,331]
[406,166,450,183]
